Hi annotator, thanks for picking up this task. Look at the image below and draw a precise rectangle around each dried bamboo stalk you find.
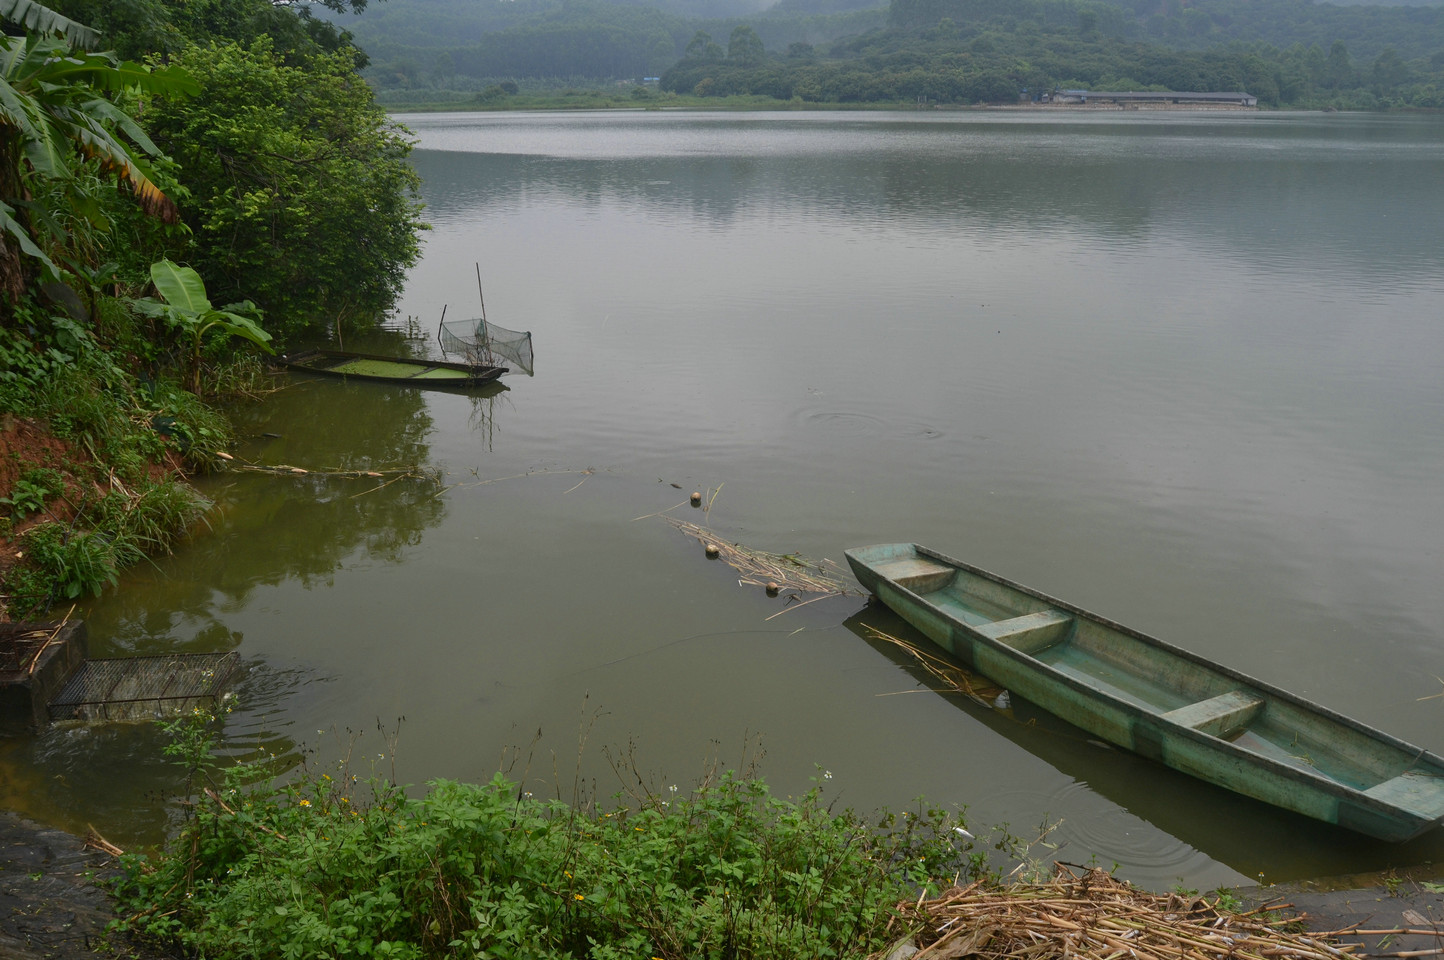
[83,827,124,857]
[24,604,76,676]
[875,865,1360,960]
[865,625,1005,706]
[226,462,430,481]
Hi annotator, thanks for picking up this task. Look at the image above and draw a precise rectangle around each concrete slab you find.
[1236,867,1444,957]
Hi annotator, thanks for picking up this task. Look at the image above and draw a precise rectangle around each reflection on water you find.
[7,112,1443,889]
[0,660,307,849]
[90,353,452,659]
[410,111,1444,279]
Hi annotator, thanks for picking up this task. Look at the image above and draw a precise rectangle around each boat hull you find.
[274,349,506,387]
[846,543,1444,842]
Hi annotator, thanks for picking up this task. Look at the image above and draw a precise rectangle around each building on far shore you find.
[1042,89,1258,108]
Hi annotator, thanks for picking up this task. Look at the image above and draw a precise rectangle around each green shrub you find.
[142,378,233,460]
[17,522,122,603]
[88,477,210,554]
[142,38,425,342]
[0,325,69,401]
[116,723,981,960]
[0,467,63,520]
[5,471,207,616]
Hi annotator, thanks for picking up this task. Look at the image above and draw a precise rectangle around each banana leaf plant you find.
[0,12,198,305]
[131,259,272,394]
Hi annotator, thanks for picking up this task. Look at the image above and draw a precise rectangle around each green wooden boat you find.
[274,349,506,387]
[845,543,1444,841]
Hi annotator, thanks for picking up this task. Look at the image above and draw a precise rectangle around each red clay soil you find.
[0,414,190,622]
[0,416,86,622]
[0,415,76,498]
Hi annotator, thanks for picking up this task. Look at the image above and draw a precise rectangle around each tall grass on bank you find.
[1,345,225,616]
[115,716,990,960]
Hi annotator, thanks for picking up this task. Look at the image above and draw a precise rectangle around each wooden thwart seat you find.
[1162,690,1265,739]
[880,557,956,594]
[976,610,1073,655]
[1364,771,1444,818]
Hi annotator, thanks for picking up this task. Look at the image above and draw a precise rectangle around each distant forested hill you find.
[883,0,1444,60]
[330,0,1444,108]
[331,0,886,83]
[1112,0,1444,60]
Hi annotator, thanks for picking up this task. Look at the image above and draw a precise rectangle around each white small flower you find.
[823,770,833,780]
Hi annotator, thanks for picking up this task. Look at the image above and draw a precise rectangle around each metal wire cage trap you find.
[439,315,534,375]
[436,264,535,376]
[48,652,240,723]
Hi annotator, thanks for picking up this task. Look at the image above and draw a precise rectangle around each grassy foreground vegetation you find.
[114,716,1002,960]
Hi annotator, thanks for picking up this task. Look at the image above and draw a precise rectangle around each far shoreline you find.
[379,95,1441,116]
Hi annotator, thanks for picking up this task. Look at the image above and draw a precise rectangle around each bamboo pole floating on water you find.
[220,462,436,482]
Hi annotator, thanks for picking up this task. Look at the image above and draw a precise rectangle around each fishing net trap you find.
[439,315,534,376]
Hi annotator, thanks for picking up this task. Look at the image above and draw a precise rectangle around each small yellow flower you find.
[574,894,585,901]
[299,799,311,807]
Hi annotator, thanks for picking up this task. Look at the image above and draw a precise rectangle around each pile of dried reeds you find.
[877,865,1355,960]
[662,517,857,598]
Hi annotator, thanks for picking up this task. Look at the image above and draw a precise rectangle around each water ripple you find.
[798,408,946,442]
[1045,780,1207,876]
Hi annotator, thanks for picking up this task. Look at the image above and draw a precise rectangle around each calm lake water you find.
[10,110,1444,891]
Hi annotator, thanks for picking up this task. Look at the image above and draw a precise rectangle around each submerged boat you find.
[274,349,506,388]
[845,543,1444,841]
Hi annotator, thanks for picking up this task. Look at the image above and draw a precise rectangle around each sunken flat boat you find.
[274,349,506,387]
[845,542,1444,841]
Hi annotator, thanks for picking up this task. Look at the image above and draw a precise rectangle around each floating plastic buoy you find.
[705,543,720,558]
[765,582,780,596]
[690,491,702,506]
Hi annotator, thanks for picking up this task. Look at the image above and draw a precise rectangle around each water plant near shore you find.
[114,716,987,960]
